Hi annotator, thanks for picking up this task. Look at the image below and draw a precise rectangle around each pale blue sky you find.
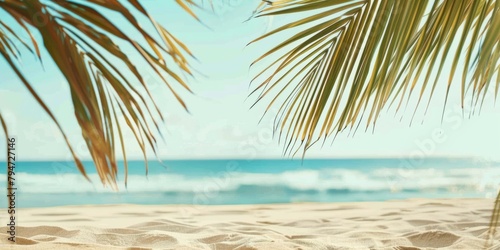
[0,0,499,161]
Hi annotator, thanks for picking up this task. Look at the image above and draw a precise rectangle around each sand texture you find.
[1,198,498,249]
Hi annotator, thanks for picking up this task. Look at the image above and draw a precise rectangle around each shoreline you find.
[1,198,498,249]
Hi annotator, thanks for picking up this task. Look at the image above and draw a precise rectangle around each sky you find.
[0,0,499,161]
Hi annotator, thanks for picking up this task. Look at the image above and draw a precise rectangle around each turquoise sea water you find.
[1,158,499,208]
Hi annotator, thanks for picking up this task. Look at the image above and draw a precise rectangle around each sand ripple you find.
[0,199,498,249]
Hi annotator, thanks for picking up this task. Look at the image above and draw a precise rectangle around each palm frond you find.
[487,191,500,248]
[0,0,197,188]
[251,0,499,155]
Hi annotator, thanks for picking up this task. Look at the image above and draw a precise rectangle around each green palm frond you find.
[489,191,500,247]
[251,0,499,155]
[251,0,499,245]
[0,0,197,188]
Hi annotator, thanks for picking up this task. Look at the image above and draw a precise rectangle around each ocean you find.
[1,158,499,208]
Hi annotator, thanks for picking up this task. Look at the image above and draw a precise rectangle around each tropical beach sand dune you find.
[1,199,498,249]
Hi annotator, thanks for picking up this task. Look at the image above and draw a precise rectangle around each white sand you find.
[1,198,498,249]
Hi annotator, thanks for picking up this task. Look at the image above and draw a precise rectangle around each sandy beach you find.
[0,198,498,249]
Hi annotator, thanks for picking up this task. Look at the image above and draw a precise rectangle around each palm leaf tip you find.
[486,190,500,248]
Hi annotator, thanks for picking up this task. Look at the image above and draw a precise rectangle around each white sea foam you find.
[1,167,499,194]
